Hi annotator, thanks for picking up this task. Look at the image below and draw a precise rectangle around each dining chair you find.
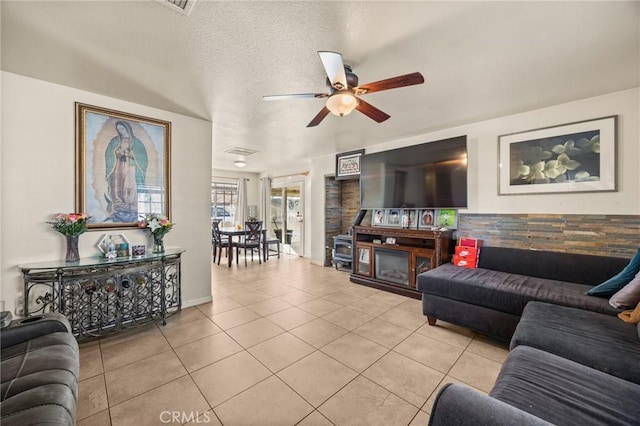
[234,221,263,266]
[211,219,229,265]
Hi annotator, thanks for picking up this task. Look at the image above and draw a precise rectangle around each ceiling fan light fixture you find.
[326,92,358,117]
[234,159,247,168]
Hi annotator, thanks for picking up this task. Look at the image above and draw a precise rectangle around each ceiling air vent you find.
[225,147,258,157]
[158,0,195,15]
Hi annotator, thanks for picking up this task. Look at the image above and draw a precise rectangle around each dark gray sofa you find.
[429,301,640,425]
[0,313,79,426]
[417,246,629,341]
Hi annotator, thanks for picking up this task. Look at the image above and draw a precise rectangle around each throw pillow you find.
[609,269,640,309]
[587,248,640,297]
[617,301,640,324]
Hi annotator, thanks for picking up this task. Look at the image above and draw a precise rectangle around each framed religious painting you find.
[498,116,617,195]
[75,103,172,229]
[335,149,365,180]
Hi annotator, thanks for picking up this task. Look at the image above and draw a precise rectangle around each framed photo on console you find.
[418,209,436,229]
[372,209,385,227]
[385,209,402,227]
[437,209,458,229]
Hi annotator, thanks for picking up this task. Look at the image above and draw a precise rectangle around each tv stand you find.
[350,226,452,299]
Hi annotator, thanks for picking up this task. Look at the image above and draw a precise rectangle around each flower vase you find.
[152,234,165,254]
[65,235,80,262]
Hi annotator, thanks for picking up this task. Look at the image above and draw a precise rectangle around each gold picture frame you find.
[75,103,171,229]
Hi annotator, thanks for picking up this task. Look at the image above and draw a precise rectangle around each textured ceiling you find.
[2,1,639,173]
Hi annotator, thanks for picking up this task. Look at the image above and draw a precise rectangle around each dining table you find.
[218,226,268,267]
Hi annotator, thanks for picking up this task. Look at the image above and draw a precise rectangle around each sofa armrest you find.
[429,384,552,426]
[1,313,73,348]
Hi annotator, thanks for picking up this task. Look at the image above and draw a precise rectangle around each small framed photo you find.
[385,237,397,245]
[418,209,437,229]
[336,149,365,180]
[131,245,146,257]
[437,209,458,229]
[372,209,385,226]
[385,209,402,227]
[403,209,417,229]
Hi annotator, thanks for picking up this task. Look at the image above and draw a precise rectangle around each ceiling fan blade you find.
[263,93,328,101]
[307,107,331,127]
[355,98,390,123]
[318,51,348,90]
[356,72,424,94]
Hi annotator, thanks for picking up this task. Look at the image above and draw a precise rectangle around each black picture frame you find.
[336,149,365,180]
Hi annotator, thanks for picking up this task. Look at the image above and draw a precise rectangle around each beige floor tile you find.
[465,335,510,363]
[321,333,389,373]
[248,332,316,373]
[231,290,273,306]
[321,291,366,306]
[377,307,428,331]
[318,376,418,426]
[367,291,411,306]
[342,284,380,298]
[414,321,475,349]
[109,376,209,426]
[447,351,502,393]
[397,297,424,313]
[214,376,313,425]
[290,318,349,348]
[246,297,292,316]
[191,350,272,407]
[322,307,374,331]
[409,410,430,426]
[226,317,285,348]
[174,332,244,372]
[79,343,103,381]
[183,410,222,425]
[77,375,108,421]
[298,298,343,316]
[100,328,171,372]
[163,306,208,329]
[256,283,298,297]
[77,409,111,426]
[422,376,487,414]
[348,297,395,317]
[277,351,358,407]
[353,317,413,348]
[161,317,222,348]
[297,410,335,426]
[105,350,187,406]
[210,306,261,330]
[98,323,160,350]
[363,351,444,408]
[266,306,318,330]
[394,333,463,373]
[197,298,242,316]
[279,289,320,305]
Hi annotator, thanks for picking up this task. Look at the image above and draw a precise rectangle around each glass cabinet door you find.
[412,253,434,287]
[356,246,372,276]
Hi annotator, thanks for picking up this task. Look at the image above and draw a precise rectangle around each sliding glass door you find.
[270,181,304,256]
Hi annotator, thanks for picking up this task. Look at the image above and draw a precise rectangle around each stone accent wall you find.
[458,214,640,258]
[324,177,361,266]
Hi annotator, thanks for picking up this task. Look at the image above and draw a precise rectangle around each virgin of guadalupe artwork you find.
[76,103,171,229]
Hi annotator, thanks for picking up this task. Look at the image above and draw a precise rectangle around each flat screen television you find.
[360,136,468,209]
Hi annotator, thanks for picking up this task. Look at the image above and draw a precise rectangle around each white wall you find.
[1,71,213,314]
[310,88,640,264]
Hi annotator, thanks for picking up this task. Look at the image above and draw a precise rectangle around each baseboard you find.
[182,295,212,308]
[310,259,325,267]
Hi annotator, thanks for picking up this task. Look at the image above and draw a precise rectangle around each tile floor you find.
[76,255,509,425]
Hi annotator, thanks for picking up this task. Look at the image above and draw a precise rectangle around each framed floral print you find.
[75,103,171,229]
[498,116,617,195]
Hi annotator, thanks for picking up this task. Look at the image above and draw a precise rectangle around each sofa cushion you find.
[0,383,76,426]
[491,346,640,426]
[610,270,640,309]
[511,302,640,384]
[417,264,620,317]
[587,247,640,296]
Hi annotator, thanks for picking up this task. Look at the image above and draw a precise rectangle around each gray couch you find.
[429,302,640,425]
[417,246,629,341]
[0,313,79,426]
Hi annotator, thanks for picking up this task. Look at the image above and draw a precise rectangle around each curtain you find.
[259,177,272,234]
[236,177,248,226]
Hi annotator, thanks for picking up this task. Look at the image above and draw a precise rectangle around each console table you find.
[351,226,452,298]
[19,249,183,340]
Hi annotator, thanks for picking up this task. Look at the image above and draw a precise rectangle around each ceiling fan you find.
[263,51,425,127]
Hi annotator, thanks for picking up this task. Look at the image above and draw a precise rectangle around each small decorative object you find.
[138,213,173,254]
[132,245,146,257]
[97,233,131,258]
[336,149,365,180]
[47,213,90,262]
[498,115,617,195]
[385,237,397,245]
